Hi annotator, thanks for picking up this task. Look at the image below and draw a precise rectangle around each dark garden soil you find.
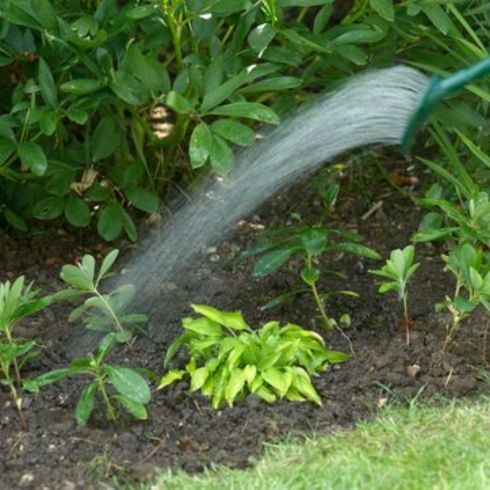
[1,155,489,489]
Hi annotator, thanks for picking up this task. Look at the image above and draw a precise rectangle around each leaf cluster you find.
[160,304,348,408]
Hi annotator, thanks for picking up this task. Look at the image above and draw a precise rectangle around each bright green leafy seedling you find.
[159,304,348,408]
[58,249,147,343]
[437,243,490,349]
[26,333,151,425]
[370,246,419,346]
[0,277,52,430]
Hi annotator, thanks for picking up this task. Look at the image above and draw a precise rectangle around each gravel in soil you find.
[1,164,489,489]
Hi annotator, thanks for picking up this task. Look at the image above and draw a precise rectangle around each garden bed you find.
[1,160,489,489]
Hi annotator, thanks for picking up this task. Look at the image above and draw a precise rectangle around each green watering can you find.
[401,56,490,154]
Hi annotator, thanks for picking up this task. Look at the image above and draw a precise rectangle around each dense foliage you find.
[0,0,488,239]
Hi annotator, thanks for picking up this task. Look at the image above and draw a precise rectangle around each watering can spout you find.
[401,56,490,154]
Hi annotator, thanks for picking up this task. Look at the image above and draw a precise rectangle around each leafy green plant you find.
[245,185,380,352]
[58,249,147,343]
[436,243,490,349]
[26,333,151,425]
[370,246,419,346]
[159,304,348,408]
[0,276,52,429]
[1,1,489,239]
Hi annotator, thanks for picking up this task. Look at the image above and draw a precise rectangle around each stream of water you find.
[122,66,429,310]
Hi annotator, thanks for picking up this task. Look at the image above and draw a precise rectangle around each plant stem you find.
[307,256,355,354]
[402,294,410,346]
[98,378,116,421]
[93,289,125,335]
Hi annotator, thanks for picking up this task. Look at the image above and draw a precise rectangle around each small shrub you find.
[159,304,348,408]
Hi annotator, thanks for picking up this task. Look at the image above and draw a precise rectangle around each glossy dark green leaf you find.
[189,123,213,168]
[125,186,159,214]
[17,142,48,176]
[60,79,104,95]
[369,0,394,22]
[97,203,123,241]
[113,394,148,420]
[38,58,58,108]
[92,117,119,161]
[211,119,255,146]
[64,194,91,227]
[0,140,16,166]
[75,382,97,426]
[248,23,277,53]
[207,102,280,124]
[253,248,295,277]
[209,135,234,175]
[32,196,64,220]
[105,365,151,404]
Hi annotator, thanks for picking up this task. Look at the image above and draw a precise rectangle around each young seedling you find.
[58,250,147,343]
[437,244,490,350]
[244,186,380,354]
[159,304,348,408]
[370,245,419,346]
[0,277,52,430]
[25,333,152,425]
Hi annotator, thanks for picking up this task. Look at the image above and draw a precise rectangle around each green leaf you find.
[369,0,394,22]
[224,368,246,406]
[190,367,209,392]
[125,186,159,214]
[105,365,151,404]
[120,207,138,242]
[92,117,119,161]
[75,382,97,426]
[331,242,381,260]
[182,316,223,336]
[60,79,104,95]
[253,248,294,277]
[201,71,248,113]
[191,304,250,331]
[17,142,48,176]
[113,395,148,420]
[248,23,277,54]
[207,102,280,124]
[97,249,119,282]
[64,194,91,227]
[38,58,58,108]
[239,77,302,95]
[209,135,234,175]
[300,267,320,286]
[301,229,328,256]
[40,109,58,136]
[166,91,193,114]
[97,203,123,241]
[263,367,291,397]
[189,123,213,169]
[0,140,16,167]
[158,369,186,389]
[4,209,28,232]
[32,196,64,220]
[60,264,93,290]
[422,5,452,34]
[211,120,255,146]
[126,5,157,19]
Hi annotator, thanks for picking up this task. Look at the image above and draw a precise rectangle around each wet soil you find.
[1,157,489,489]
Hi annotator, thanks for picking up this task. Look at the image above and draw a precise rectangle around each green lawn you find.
[142,397,490,490]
